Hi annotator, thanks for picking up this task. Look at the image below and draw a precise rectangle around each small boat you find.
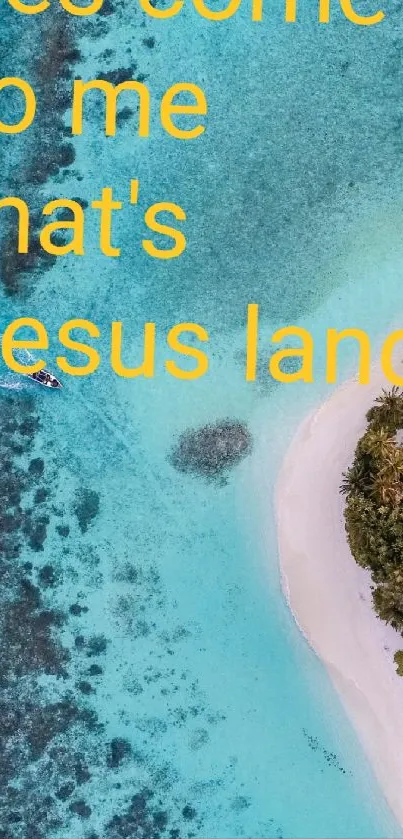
[28,368,63,389]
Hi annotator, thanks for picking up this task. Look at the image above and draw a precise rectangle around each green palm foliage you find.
[360,427,395,459]
[340,462,368,497]
[341,388,403,641]
[373,572,403,630]
[394,651,403,676]
[366,386,403,430]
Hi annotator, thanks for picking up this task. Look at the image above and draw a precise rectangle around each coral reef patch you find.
[170,420,252,479]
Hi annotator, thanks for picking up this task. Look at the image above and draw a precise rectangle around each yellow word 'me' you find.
[0,77,207,140]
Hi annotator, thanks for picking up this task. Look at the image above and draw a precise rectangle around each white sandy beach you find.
[276,368,403,828]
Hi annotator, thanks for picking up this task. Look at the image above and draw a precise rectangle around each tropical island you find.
[341,387,403,674]
[276,369,403,828]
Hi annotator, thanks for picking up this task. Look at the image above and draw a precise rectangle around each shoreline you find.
[276,367,403,829]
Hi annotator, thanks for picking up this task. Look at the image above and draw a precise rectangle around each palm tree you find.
[367,442,403,505]
[375,386,401,410]
[351,426,403,505]
[381,445,403,502]
[340,462,368,496]
[373,578,403,630]
[368,387,403,430]
[371,469,401,505]
[361,427,395,461]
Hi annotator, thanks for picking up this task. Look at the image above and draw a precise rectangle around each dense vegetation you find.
[341,388,403,669]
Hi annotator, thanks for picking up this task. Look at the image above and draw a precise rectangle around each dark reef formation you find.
[0,394,244,838]
[73,487,100,534]
[0,7,277,839]
[170,420,252,479]
[0,11,81,296]
[0,393,102,837]
[0,0,147,298]
[105,789,170,839]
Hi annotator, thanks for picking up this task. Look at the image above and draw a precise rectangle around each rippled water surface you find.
[1,2,403,837]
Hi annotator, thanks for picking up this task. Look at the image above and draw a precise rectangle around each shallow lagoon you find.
[1,1,403,836]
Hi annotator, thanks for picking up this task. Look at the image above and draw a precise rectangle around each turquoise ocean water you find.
[2,1,403,837]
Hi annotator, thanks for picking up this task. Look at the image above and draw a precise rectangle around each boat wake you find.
[0,375,25,391]
[0,349,36,391]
